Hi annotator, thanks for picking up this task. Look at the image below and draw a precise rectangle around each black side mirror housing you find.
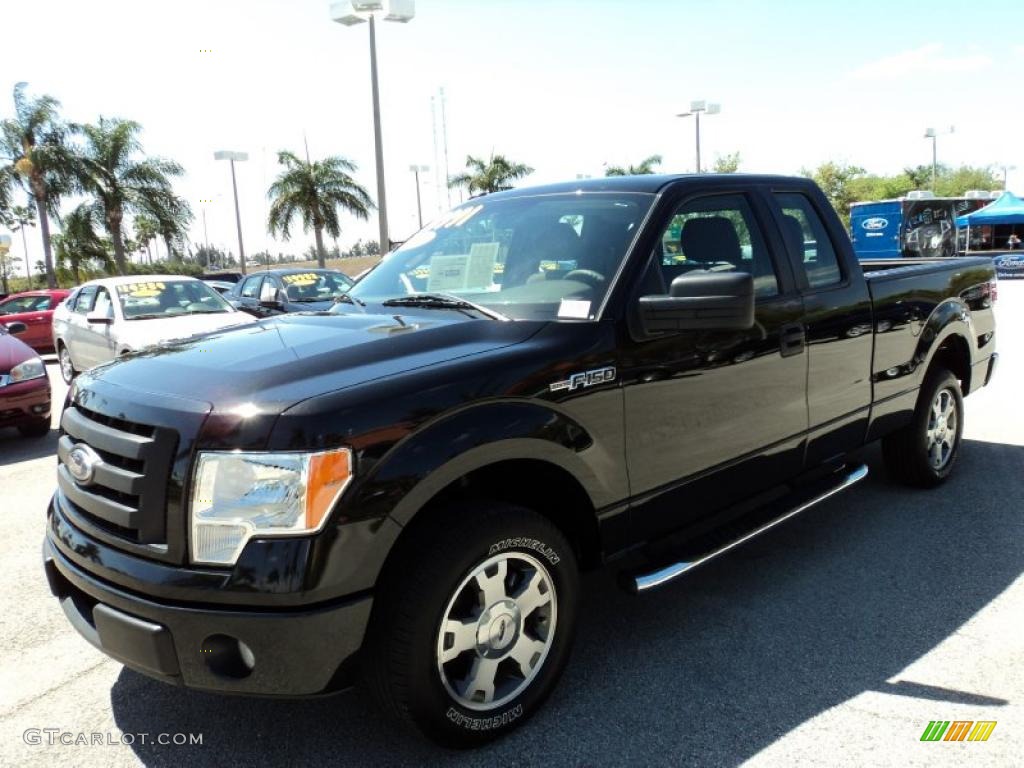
[639,271,754,333]
[4,321,27,335]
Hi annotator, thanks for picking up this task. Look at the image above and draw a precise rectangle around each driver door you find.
[78,287,117,368]
[621,189,808,542]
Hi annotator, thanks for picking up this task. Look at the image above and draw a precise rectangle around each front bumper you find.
[0,376,50,428]
[43,534,373,696]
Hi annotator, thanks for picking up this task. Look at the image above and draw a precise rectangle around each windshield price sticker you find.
[283,273,319,286]
[426,246,498,293]
[117,281,166,297]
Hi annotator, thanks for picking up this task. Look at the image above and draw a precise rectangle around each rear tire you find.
[882,368,963,487]
[362,502,579,747]
[58,343,77,385]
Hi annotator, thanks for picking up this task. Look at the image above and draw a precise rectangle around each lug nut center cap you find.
[477,599,521,655]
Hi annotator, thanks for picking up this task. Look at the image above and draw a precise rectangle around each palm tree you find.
[132,213,160,263]
[604,154,663,177]
[0,83,78,288]
[267,151,374,268]
[448,153,534,195]
[150,193,192,263]
[74,117,185,274]
[53,204,112,283]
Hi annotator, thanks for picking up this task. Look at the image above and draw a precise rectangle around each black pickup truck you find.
[43,175,997,746]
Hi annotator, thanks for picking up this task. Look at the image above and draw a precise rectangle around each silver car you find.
[52,275,256,384]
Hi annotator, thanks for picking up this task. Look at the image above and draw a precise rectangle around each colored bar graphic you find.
[920,720,997,742]
[967,721,997,742]
[921,721,950,741]
[944,721,973,741]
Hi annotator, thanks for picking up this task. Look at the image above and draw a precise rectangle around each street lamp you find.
[676,100,720,174]
[331,1,416,253]
[923,126,954,189]
[408,164,429,229]
[214,150,249,274]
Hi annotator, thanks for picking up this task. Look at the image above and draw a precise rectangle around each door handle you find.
[780,323,805,357]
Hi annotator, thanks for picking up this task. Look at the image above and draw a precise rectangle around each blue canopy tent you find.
[957,192,1024,276]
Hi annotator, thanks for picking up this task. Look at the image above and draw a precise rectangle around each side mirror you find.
[86,309,113,325]
[639,271,754,333]
[259,282,284,307]
[4,321,27,335]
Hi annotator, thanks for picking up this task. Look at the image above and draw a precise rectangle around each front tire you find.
[363,502,579,747]
[883,368,964,487]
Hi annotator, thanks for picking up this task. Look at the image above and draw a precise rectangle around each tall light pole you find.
[923,126,954,189]
[409,164,429,229]
[332,1,415,253]
[677,100,720,173]
[999,164,1017,191]
[214,150,249,274]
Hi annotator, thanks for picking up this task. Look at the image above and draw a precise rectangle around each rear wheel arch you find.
[926,332,972,395]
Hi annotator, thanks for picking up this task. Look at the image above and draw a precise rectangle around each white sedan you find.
[52,275,256,384]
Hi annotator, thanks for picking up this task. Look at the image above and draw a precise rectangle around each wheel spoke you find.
[513,570,551,618]
[475,560,508,607]
[929,441,943,468]
[508,635,546,677]
[441,618,477,662]
[460,656,500,704]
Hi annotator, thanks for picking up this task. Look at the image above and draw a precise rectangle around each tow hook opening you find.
[201,634,255,679]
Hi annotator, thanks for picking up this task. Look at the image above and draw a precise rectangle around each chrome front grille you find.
[58,404,177,545]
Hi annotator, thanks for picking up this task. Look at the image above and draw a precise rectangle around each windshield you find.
[345,192,654,321]
[282,271,352,302]
[116,279,233,320]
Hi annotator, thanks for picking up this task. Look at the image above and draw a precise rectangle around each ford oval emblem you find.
[66,444,102,485]
[995,254,1024,272]
[862,217,889,230]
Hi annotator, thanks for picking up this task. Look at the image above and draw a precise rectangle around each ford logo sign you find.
[862,217,889,231]
[994,254,1024,272]
[66,444,103,485]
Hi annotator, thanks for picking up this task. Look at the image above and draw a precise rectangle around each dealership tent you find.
[957,192,1024,252]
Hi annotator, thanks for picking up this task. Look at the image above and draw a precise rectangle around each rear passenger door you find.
[622,189,808,541]
[767,188,873,465]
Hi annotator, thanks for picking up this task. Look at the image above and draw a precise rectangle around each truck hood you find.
[83,310,541,410]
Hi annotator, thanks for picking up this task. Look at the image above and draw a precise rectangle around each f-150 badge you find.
[549,366,617,392]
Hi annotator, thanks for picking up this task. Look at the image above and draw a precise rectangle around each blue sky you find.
[2,0,1022,260]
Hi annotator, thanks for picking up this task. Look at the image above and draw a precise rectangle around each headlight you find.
[189,448,352,566]
[10,357,46,383]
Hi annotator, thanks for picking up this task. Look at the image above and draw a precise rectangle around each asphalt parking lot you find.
[1,286,1021,767]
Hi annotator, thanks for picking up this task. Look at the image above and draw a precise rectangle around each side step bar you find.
[629,464,869,593]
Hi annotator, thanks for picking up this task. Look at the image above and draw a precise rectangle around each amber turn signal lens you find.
[306,449,353,530]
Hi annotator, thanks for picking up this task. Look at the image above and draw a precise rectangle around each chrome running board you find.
[630,464,869,593]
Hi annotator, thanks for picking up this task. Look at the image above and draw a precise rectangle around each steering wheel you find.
[562,269,605,288]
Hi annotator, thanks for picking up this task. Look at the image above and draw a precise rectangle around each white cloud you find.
[850,43,993,80]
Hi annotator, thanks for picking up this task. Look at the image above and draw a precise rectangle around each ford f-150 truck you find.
[43,175,998,747]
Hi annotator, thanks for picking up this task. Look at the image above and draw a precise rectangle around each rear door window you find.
[774,192,842,289]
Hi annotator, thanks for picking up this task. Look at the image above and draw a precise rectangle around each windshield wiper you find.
[334,292,366,307]
[381,293,509,321]
[292,297,328,303]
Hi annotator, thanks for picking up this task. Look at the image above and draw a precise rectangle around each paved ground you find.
[1,285,1021,767]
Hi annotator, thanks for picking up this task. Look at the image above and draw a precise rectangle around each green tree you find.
[0,83,79,288]
[267,150,374,269]
[449,153,534,195]
[53,204,112,283]
[132,213,159,264]
[150,193,192,262]
[801,162,867,224]
[935,165,1000,197]
[74,117,185,275]
[605,154,663,176]
[6,204,36,282]
[713,152,742,174]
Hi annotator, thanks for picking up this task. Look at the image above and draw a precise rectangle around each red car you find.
[0,320,51,437]
[0,289,72,353]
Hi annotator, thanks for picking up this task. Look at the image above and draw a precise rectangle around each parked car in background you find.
[51,275,256,384]
[203,271,244,284]
[0,319,50,437]
[0,289,72,353]
[202,279,235,295]
[225,268,354,317]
